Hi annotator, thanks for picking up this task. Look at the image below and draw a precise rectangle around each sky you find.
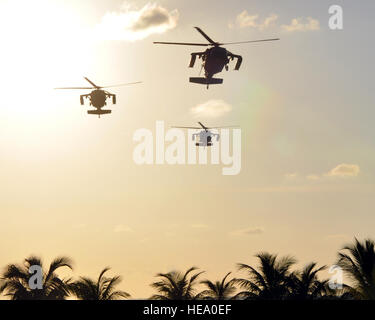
[0,0,374,298]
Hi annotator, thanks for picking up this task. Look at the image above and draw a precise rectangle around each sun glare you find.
[0,1,93,120]
[0,0,98,161]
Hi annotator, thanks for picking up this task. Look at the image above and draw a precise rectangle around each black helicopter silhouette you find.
[154,27,279,89]
[55,77,141,117]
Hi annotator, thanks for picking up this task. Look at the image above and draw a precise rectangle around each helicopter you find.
[172,122,238,147]
[55,77,142,117]
[154,27,279,89]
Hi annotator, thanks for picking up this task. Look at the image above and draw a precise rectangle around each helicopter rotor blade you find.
[54,87,94,90]
[194,27,217,45]
[198,122,208,130]
[154,41,210,46]
[171,126,202,129]
[100,81,142,89]
[206,126,240,129]
[219,38,280,46]
[84,77,100,88]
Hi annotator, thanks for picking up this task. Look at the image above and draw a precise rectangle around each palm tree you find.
[197,272,237,300]
[1,256,73,300]
[0,278,5,297]
[288,262,328,300]
[71,267,130,300]
[337,238,375,299]
[150,267,204,300]
[234,252,296,300]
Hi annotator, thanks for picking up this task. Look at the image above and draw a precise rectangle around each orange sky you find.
[0,0,374,297]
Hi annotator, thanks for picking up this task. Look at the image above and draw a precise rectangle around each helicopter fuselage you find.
[189,46,242,88]
[193,130,220,147]
[89,89,107,108]
[81,89,116,117]
[202,46,229,79]
[56,77,140,118]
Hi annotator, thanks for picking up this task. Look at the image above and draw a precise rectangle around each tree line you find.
[0,238,374,300]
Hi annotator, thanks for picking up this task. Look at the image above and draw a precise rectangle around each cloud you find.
[191,100,232,118]
[285,173,298,179]
[96,3,179,41]
[232,227,264,236]
[243,184,369,193]
[285,164,360,182]
[232,11,278,30]
[114,225,133,233]
[281,17,320,32]
[326,164,360,177]
[229,11,320,33]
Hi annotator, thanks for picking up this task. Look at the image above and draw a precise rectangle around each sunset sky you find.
[0,0,374,298]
